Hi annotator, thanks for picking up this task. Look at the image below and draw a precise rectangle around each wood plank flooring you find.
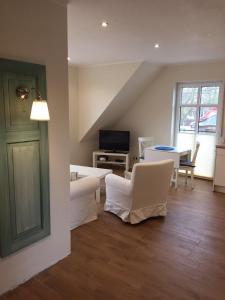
[1,178,225,300]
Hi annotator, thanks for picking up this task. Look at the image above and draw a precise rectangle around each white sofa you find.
[70,176,100,229]
[104,160,174,224]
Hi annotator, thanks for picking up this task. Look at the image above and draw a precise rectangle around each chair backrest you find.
[192,142,200,164]
[138,137,154,159]
[130,160,174,210]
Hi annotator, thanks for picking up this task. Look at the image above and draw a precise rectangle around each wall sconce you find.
[16,87,50,121]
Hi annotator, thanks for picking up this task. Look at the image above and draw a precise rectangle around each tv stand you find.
[104,150,128,154]
[93,150,130,171]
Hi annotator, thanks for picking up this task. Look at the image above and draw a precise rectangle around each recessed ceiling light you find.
[67,57,71,61]
[154,43,160,48]
[101,21,108,28]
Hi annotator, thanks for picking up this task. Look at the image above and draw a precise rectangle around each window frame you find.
[174,81,224,142]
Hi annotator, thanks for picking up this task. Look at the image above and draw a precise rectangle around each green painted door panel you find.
[0,58,50,257]
[3,73,38,130]
[8,141,41,236]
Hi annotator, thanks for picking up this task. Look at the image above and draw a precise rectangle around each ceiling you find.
[67,0,225,65]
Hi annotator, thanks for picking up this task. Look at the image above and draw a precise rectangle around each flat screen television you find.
[99,130,130,152]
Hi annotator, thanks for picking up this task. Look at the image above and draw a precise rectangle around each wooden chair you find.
[179,142,200,188]
[138,137,154,162]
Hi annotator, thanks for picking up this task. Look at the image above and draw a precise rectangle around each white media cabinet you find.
[213,145,225,193]
[93,151,130,171]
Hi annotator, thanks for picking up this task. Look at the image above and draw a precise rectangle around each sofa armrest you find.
[105,174,132,196]
[70,176,100,199]
[124,171,132,180]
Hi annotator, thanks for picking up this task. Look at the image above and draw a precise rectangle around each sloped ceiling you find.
[78,61,142,141]
[79,62,163,141]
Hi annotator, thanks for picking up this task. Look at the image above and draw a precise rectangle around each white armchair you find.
[104,160,174,224]
[70,176,100,229]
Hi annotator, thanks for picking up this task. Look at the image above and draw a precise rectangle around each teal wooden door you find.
[0,58,50,257]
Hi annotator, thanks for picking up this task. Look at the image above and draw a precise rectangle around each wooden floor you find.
[2,178,225,300]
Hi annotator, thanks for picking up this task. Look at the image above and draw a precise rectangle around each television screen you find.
[99,130,130,152]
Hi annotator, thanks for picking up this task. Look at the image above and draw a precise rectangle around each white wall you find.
[69,62,161,165]
[78,62,141,140]
[0,0,71,295]
[115,61,225,162]
[69,65,97,165]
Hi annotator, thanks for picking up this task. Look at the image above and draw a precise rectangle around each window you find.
[178,84,220,134]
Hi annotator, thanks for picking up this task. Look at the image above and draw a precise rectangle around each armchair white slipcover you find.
[104,160,174,224]
[70,176,100,229]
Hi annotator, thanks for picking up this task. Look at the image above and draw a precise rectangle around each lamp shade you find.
[30,100,50,121]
